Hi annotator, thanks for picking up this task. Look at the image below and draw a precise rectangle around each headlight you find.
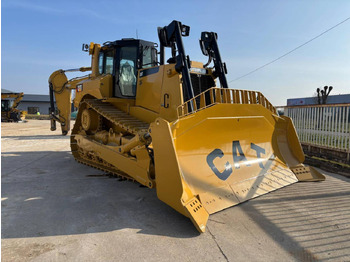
[76,84,83,92]
[190,68,207,74]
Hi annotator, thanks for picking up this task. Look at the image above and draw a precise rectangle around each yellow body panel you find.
[129,106,158,124]
[159,65,184,122]
[74,74,112,107]
[136,66,164,113]
[132,64,183,123]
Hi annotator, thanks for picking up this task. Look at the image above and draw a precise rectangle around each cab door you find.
[114,45,139,98]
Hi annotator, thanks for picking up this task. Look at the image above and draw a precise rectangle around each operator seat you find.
[119,62,136,96]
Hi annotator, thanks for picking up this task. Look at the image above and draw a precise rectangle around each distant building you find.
[1,88,17,94]
[287,94,350,106]
[17,94,55,114]
[2,90,76,115]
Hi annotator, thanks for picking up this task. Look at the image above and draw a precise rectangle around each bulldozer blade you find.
[291,165,325,182]
[151,103,324,232]
[150,118,209,233]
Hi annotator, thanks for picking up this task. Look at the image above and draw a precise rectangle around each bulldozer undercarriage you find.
[70,99,154,186]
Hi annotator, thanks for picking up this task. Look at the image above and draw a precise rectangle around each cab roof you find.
[103,38,157,48]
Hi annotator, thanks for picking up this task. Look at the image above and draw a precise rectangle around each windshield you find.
[1,100,10,111]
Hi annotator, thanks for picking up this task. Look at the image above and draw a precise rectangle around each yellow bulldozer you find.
[49,20,325,233]
[1,90,25,122]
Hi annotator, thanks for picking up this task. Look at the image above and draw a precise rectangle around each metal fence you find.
[278,104,350,153]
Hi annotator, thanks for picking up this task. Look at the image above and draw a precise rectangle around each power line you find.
[228,16,350,83]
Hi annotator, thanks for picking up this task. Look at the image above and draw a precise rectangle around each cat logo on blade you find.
[206,140,266,181]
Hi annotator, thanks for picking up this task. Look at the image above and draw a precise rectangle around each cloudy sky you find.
[2,0,349,105]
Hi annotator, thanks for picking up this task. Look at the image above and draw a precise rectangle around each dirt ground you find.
[2,120,350,261]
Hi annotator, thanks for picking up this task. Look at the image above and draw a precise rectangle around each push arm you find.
[158,20,195,103]
[199,32,229,89]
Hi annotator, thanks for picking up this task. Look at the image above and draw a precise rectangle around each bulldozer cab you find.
[98,39,157,99]
[2,99,11,112]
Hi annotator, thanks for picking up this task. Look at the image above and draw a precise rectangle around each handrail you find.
[177,87,277,118]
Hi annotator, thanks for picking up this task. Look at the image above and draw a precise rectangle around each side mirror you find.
[82,43,89,52]
[181,25,190,37]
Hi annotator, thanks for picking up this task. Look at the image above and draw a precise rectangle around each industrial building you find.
[2,89,77,115]
[2,89,55,114]
[17,94,54,114]
[287,93,350,106]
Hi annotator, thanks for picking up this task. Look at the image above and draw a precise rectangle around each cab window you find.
[142,46,152,68]
[105,50,114,74]
[98,52,104,74]
[98,50,114,75]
